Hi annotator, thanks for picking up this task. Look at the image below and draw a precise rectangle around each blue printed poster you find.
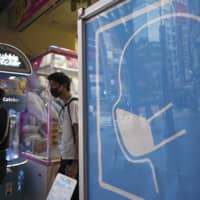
[84,0,200,199]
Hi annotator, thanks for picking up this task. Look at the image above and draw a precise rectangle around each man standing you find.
[47,72,79,200]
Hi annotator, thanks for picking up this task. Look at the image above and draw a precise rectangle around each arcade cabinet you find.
[0,43,32,200]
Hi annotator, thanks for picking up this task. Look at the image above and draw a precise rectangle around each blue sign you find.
[84,0,200,199]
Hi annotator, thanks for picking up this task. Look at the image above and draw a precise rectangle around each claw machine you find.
[0,43,32,200]
[21,45,78,200]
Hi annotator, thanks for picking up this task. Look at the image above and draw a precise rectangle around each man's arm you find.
[73,123,79,160]
[66,123,78,179]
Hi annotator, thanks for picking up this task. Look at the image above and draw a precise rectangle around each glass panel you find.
[0,77,27,162]
[20,47,78,160]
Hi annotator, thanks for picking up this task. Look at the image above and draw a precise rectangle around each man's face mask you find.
[49,80,63,98]
[50,87,61,98]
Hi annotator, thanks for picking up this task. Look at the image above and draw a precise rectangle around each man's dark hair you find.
[47,72,71,91]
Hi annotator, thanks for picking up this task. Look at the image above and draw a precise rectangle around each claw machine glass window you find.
[21,45,78,160]
[0,77,28,161]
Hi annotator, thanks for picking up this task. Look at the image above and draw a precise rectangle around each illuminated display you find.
[0,43,32,75]
[0,53,21,67]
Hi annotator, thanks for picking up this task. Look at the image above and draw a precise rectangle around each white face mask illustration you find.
[115,103,186,157]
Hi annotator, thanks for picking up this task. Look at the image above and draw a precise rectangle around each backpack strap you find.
[65,97,78,123]
[59,97,78,119]
[59,97,78,143]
